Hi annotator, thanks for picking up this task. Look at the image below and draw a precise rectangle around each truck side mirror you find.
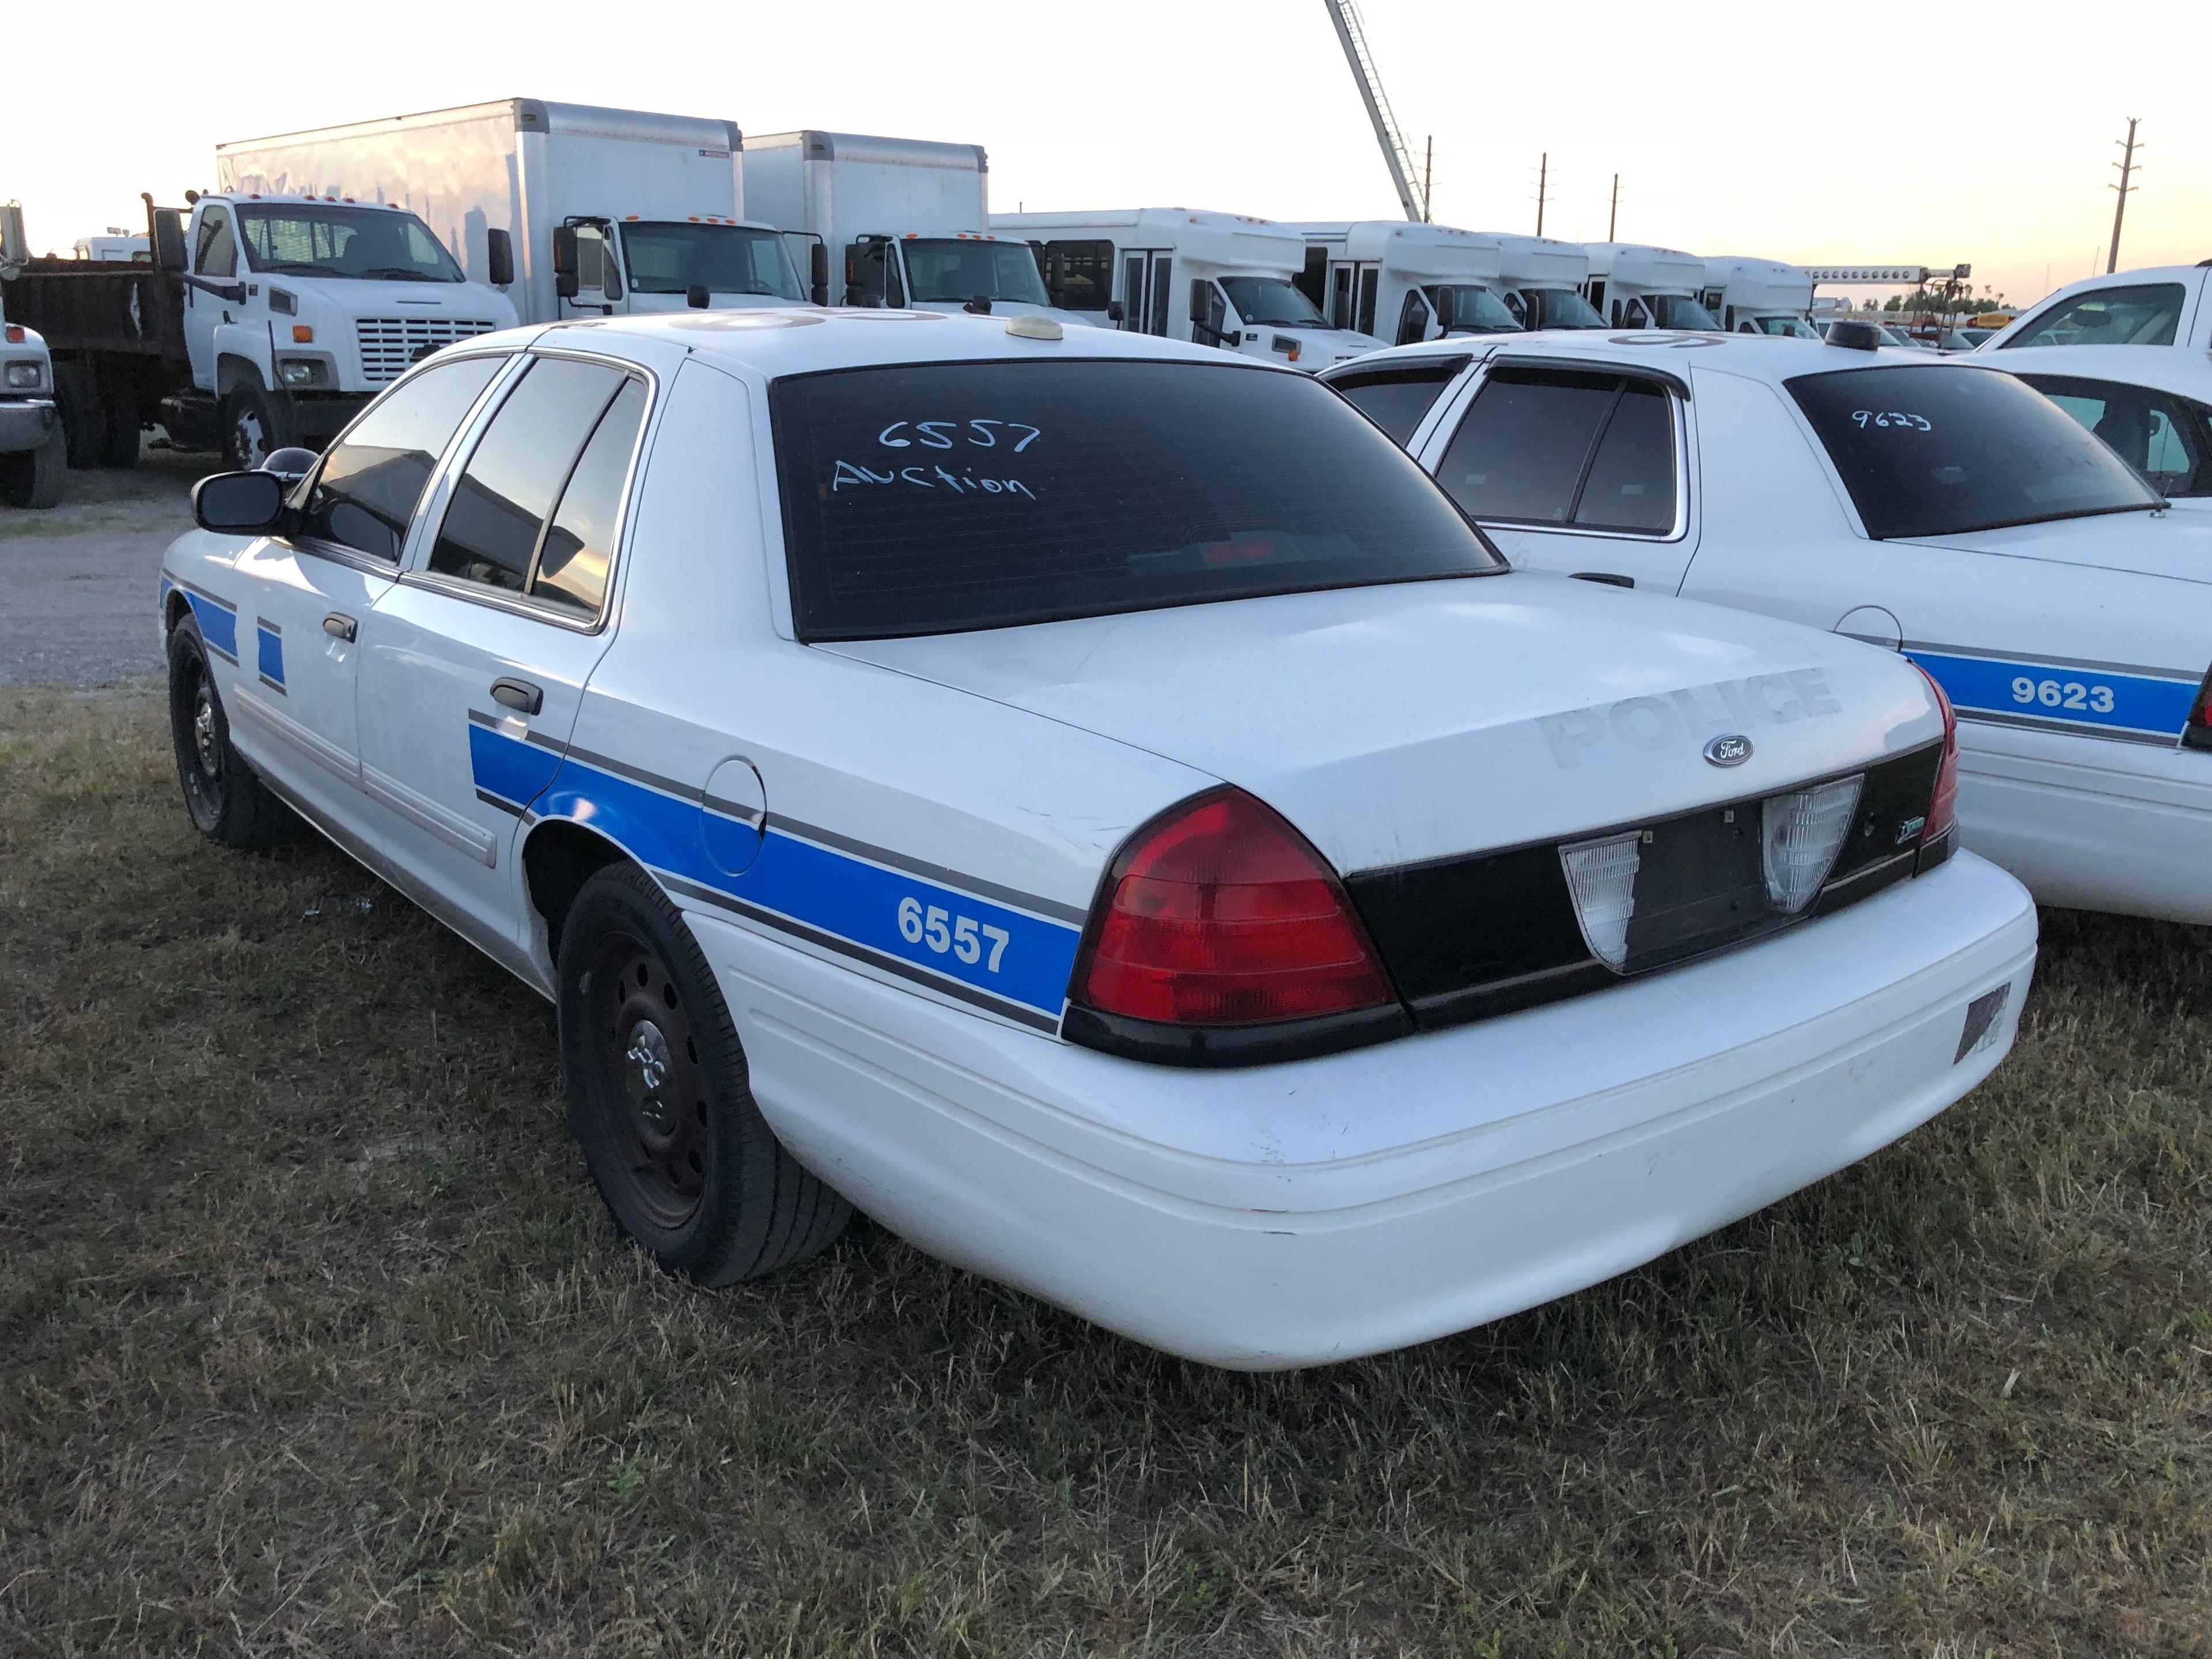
[486,228,514,288]
[551,225,579,300]
[152,209,187,272]
[1190,283,1210,324]
[810,242,830,308]
[1431,289,1456,332]
[192,470,287,536]
[1107,298,1124,324]
[687,283,710,309]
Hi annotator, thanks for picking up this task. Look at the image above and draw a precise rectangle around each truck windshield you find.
[1750,314,1821,339]
[1427,285,1522,334]
[1516,287,1606,329]
[238,204,463,283]
[1646,294,1721,330]
[1221,277,1327,328]
[770,358,1505,640]
[622,223,803,300]
[903,241,1050,305]
[1787,364,2162,539]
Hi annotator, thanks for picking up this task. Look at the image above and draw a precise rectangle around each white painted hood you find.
[824,574,1941,873]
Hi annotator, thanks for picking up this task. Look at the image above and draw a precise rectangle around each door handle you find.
[322,612,357,641]
[1570,571,1635,589]
[491,677,544,716]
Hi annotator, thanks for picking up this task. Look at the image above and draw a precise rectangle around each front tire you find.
[221,381,293,472]
[558,863,850,1285]
[166,617,296,849]
[0,423,66,509]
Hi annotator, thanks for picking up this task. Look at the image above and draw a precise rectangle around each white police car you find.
[160,309,2033,1369]
[1325,325,2212,926]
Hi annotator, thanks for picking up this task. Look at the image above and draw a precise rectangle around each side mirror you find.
[1107,298,1124,324]
[1431,289,1456,332]
[810,242,830,307]
[193,469,287,535]
[486,228,514,288]
[152,208,187,272]
[687,283,710,310]
[551,225,579,300]
[1189,284,1210,325]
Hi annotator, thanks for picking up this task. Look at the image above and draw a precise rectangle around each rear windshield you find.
[1786,364,2161,539]
[771,358,1505,640]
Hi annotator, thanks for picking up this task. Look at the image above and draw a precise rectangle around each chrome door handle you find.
[491,677,543,716]
[323,612,357,640]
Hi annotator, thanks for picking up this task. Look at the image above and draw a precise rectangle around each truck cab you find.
[1582,243,1718,331]
[552,215,812,321]
[173,193,516,466]
[1290,222,1525,345]
[991,209,1384,370]
[1699,257,1819,337]
[1490,235,1608,331]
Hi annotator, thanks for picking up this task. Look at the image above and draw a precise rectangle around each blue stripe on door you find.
[1904,647,2198,740]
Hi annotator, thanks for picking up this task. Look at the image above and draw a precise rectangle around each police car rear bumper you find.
[694,849,2037,1370]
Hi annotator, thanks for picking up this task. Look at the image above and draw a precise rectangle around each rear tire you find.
[166,617,297,849]
[0,423,66,509]
[99,379,141,468]
[558,862,850,1285]
[52,362,104,469]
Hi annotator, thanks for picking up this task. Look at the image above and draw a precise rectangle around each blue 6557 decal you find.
[1904,646,2197,742]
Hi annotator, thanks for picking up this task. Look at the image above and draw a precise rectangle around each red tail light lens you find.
[1073,787,1397,1027]
[1914,663,1960,844]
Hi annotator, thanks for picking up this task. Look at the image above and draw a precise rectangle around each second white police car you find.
[162,309,2034,1369]
[1325,326,2212,926]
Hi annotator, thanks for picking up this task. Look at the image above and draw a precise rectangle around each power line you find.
[2107,118,2142,275]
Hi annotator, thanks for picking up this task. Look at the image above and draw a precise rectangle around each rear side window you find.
[770,359,1504,641]
[2019,373,2212,498]
[1435,365,1678,533]
[298,354,506,563]
[2001,282,2186,349]
[429,356,641,613]
[1327,358,1468,447]
[1787,364,2160,538]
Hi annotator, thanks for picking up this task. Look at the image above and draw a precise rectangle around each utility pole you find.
[2107,118,2141,274]
[1533,152,1550,236]
[1422,136,1433,224]
[1608,173,1620,241]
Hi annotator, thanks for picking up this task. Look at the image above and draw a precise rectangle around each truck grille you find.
[355,317,499,384]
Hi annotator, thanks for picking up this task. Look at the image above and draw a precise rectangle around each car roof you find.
[1323,329,1981,387]
[464,308,1268,380]
[1972,342,2212,401]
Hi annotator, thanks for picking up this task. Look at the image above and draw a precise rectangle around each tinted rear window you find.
[1327,358,1468,446]
[1786,365,2159,539]
[770,359,1503,640]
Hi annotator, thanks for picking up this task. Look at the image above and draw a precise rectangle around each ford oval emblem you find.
[1704,734,1753,767]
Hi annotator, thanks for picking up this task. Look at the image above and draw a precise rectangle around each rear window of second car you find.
[769,358,1503,640]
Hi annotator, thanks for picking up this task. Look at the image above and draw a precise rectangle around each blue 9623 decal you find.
[1906,646,2198,743]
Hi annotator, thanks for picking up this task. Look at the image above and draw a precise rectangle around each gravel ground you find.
[0,443,215,689]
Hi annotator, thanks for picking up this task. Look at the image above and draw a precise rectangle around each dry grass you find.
[2,688,2209,1657]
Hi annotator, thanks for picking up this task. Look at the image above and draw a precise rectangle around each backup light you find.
[1762,776,1863,914]
[1559,831,1642,971]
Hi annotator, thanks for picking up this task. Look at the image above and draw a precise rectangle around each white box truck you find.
[218,99,822,327]
[744,131,1090,328]
[1581,243,1718,330]
[1697,256,1819,336]
[988,207,1384,369]
[1291,222,1535,343]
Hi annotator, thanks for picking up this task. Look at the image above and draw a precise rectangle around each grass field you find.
[3,687,2209,1657]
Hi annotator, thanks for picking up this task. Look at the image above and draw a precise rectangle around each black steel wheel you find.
[99,377,142,468]
[165,617,295,849]
[221,381,294,472]
[558,862,850,1284]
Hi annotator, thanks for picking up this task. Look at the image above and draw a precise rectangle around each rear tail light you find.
[1915,664,1961,849]
[1071,787,1396,1029]
[2181,663,2212,752]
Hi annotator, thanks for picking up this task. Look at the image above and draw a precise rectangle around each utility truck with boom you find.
[216,100,821,326]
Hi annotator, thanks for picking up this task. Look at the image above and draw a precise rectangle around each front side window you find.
[843,241,904,308]
[1325,359,1469,447]
[297,354,507,562]
[1221,277,1326,329]
[902,240,1050,306]
[770,359,1505,640]
[1395,289,1431,346]
[1787,364,2161,538]
[2020,373,2212,498]
[195,210,236,278]
[1041,240,1113,312]
[1435,366,1677,533]
[429,357,637,603]
[2001,282,2186,349]
[238,205,461,283]
[622,223,801,300]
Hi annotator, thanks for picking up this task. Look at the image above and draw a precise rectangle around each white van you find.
[991,209,1384,369]
[1582,243,1718,330]
[1491,234,1608,331]
[746,131,1090,329]
[1699,257,1818,336]
[218,99,816,325]
[1289,221,1526,344]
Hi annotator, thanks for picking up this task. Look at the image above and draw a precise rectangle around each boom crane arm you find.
[1324,1,1427,223]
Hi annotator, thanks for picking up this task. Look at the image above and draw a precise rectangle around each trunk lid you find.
[822,571,1940,875]
[1899,507,2212,584]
